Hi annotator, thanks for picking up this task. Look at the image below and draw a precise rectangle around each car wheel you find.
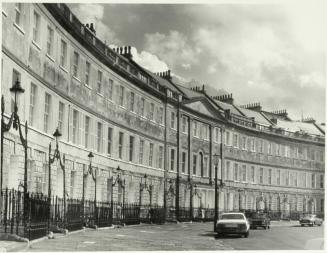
[244,231,249,238]
[310,223,314,227]
[301,224,304,227]
[268,225,270,229]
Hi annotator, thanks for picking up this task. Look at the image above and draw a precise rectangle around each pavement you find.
[0,220,323,251]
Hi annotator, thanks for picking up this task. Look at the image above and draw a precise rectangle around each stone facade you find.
[1,3,324,216]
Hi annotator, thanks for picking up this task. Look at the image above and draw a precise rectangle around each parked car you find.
[299,214,323,227]
[249,212,271,229]
[216,212,250,238]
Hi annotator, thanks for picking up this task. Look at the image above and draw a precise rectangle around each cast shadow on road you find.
[198,231,243,240]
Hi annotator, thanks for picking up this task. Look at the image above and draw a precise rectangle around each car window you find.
[221,214,244,220]
[252,213,266,218]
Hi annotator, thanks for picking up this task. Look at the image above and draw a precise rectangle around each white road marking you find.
[116,234,126,237]
[83,241,95,244]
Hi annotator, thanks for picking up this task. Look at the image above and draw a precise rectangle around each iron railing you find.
[1,188,324,241]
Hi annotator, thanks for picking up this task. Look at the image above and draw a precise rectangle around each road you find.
[26,222,324,251]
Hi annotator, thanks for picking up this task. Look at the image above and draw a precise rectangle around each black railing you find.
[1,188,324,241]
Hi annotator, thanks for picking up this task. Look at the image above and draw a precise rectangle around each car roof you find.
[222,212,245,215]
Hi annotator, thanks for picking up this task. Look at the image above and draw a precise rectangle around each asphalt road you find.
[26,222,324,251]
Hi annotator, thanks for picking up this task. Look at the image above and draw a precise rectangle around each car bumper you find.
[216,226,248,234]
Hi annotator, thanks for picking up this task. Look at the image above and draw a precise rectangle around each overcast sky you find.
[69,2,325,123]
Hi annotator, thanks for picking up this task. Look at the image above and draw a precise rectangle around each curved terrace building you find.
[1,3,325,220]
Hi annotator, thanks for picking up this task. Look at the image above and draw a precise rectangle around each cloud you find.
[130,47,169,73]
[299,72,325,89]
[70,4,120,44]
[144,31,199,70]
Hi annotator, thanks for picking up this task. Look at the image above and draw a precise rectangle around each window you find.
[159,107,164,124]
[107,127,113,155]
[44,93,51,133]
[84,116,90,148]
[149,143,154,166]
[321,199,324,213]
[73,52,79,77]
[242,165,246,182]
[303,173,307,188]
[267,142,272,155]
[46,26,54,56]
[285,171,289,186]
[97,122,102,152]
[170,149,175,171]
[233,134,238,147]
[320,174,324,188]
[119,85,124,106]
[140,97,145,116]
[58,102,65,133]
[29,83,37,126]
[193,121,198,137]
[204,125,209,140]
[242,136,246,150]
[129,136,134,162]
[226,161,231,180]
[33,11,40,43]
[72,110,79,144]
[108,79,113,100]
[294,172,297,187]
[234,163,238,180]
[60,40,67,68]
[276,144,280,156]
[85,62,90,85]
[14,3,23,26]
[251,138,255,152]
[251,166,255,182]
[170,112,176,129]
[259,168,263,184]
[203,157,208,177]
[181,152,186,173]
[277,170,280,185]
[311,174,315,188]
[130,92,135,112]
[158,146,163,169]
[226,131,230,145]
[268,169,272,184]
[259,139,264,153]
[139,140,144,164]
[182,117,187,133]
[97,70,102,94]
[192,154,197,175]
[215,127,219,143]
[149,103,154,120]
[118,132,124,159]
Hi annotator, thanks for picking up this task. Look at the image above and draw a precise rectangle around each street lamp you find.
[48,128,65,230]
[1,79,28,234]
[139,174,153,206]
[1,80,27,191]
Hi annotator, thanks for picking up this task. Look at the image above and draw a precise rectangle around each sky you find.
[69,2,326,123]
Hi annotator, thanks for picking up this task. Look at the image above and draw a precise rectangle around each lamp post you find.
[48,128,65,230]
[1,79,28,234]
[139,174,153,206]
[213,153,219,232]
[238,189,243,211]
